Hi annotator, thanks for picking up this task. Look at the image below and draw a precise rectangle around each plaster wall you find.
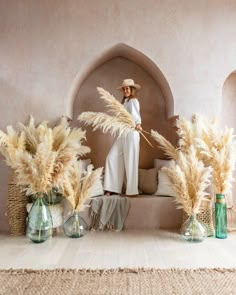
[1,0,236,232]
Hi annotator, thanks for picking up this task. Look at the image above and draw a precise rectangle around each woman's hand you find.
[135,124,142,131]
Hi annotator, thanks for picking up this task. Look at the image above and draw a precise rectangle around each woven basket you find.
[7,171,28,236]
[182,197,214,237]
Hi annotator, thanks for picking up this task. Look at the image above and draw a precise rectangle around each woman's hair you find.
[122,86,137,104]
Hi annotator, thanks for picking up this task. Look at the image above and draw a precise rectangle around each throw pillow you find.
[154,159,171,170]
[80,159,104,197]
[154,169,177,197]
[138,168,158,195]
[80,159,92,172]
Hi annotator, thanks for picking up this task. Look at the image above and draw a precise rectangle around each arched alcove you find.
[67,43,174,118]
[68,43,178,168]
[221,70,236,207]
[221,70,236,129]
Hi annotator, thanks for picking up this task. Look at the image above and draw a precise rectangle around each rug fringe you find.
[2,267,236,275]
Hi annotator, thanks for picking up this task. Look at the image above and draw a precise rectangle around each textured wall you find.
[1,0,236,232]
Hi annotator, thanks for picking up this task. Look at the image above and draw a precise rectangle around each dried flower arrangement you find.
[195,116,236,201]
[162,147,212,216]
[62,160,103,212]
[151,114,236,217]
[0,116,90,196]
[78,87,152,146]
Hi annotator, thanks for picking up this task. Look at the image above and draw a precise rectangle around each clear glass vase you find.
[29,187,63,205]
[46,187,64,205]
[26,193,53,243]
[181,213,207,243]
[63,211,88,238]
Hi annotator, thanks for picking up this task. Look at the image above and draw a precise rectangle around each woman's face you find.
[122,86,131,98]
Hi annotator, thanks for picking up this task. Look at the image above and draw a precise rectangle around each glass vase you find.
[215,194,227,239]
[46,187,64,205]
[63,211,88,238]
[26,193,53,243]
[29,187,63,205]
[181,213,207,243]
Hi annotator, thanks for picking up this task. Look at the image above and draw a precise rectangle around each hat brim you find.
[117,84,141,91]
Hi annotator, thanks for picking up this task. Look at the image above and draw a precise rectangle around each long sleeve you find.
[124,98,142,125]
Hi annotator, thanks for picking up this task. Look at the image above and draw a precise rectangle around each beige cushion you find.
[154,159,171,170]
[154,169,177,197]
[80,159,92,171]
[81,160,104,197]
[138,168,158,195]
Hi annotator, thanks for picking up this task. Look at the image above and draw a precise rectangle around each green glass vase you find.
[26,193,53,243]
[63,211,88,238]
[181,213,207,243]
[215,194,227,239]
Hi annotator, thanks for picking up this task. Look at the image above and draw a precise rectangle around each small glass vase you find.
[181,213,207,243]
[63,211,88,238]
[26,193,53,243]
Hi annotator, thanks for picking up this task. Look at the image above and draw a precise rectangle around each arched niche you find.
[221,70,236,129]
[69,43,178,168]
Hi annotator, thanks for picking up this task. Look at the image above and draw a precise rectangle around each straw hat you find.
[117,79,141,91]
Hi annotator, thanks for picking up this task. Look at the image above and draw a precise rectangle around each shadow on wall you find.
[68,43,178,168]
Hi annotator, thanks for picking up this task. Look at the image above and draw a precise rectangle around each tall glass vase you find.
[63,211,88,238]
[26,193,53,243]
[181,213,207,243]
[215,194,227,239]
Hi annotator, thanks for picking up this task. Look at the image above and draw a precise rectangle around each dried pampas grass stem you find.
[139,131,153,147]
[96,87,135,127]
[78,112,132,138]
[151,129,178,159]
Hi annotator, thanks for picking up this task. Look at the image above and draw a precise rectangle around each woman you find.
[103,79,142,197]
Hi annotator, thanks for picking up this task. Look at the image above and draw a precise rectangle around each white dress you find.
[103,98,141,195]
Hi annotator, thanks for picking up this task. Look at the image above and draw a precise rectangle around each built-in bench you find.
[80,195,182,230]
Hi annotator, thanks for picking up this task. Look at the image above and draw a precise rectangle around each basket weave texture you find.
[7,171,28,236]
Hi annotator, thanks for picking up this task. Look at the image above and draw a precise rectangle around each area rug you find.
[0,268,236,295]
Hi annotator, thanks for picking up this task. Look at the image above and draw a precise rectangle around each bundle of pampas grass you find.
[0,116,90,196]
[151,114,236,203]
[78,87,153,146]
[151,117,213,216]
[195,117,236,202]
[162,146,212,216]
[151,114,236,231]
[78,87,135,138]
[62,160,103,212]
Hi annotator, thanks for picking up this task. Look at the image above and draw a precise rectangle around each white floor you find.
[0,230,236,270]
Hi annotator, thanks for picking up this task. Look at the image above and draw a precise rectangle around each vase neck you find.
[73,211,79,220]
[190,213,197,220]
[33,193,48,206]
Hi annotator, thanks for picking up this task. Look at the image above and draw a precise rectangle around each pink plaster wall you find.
[1,0,236,232]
